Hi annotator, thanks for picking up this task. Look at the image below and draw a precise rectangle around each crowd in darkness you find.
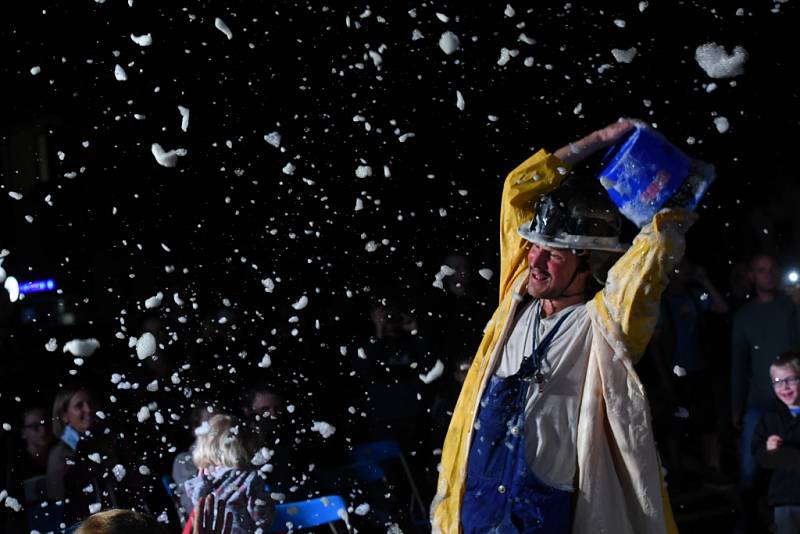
[0,249,495,533]
[2,246,800,533]
[638,252,800,533]
[3,0,800,532]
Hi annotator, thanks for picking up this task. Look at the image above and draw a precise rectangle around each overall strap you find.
[517,303,574,379]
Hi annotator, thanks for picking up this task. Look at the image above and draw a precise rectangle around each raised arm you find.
[552,119,638,167]
[594,209,696,362]
[498,119,637,298]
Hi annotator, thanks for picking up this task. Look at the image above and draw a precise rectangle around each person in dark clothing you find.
[46,386,145,526]
[240,382,293,495]
[731,254,800,533]
[2,406,55,533]
[732,255,800,487]
[660,258,729,483]
[752,352,800,534]
[355,293,436,452]
[425,252,492,372]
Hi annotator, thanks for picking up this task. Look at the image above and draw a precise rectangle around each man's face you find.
[749,255,777,293]
[526,244,584,299]
[251,392,282,420]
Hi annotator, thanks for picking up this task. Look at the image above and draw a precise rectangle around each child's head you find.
[192,414,254,470]
[770,352,800,408]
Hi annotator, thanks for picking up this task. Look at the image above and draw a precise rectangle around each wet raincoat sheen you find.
[431,149,687,534]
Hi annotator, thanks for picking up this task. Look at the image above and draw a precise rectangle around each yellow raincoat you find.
[431,149,690,534]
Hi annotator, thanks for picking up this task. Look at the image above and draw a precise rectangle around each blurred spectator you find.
[20,406,54,477]
[658,258,729,484]
[425,252,491,371]
[184,414,273,534]
[73,508,170,534]
[354,291,435,454]
[247,388,280,418]
[728,260,753,313]
[172,403,219,520]
[241,382,292,493]
[347,292,438,527]
[731,254,800,531]
[191,493,233,534]
[441,253,473,298]
[752,352,800,534]
[2,406,55,533]
[46,386,126,525]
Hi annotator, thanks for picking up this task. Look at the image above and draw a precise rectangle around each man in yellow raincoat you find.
[431,119,691,533]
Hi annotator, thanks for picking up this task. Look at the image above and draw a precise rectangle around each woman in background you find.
[46,386,121,525]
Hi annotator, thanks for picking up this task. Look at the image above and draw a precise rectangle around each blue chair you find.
[345,440,427,525]
[269,495,349,533]
[161,474,175,496]
[27,500,65,533]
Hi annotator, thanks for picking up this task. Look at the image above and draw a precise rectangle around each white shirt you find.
[493,297,593,490]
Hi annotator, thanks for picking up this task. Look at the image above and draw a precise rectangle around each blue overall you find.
[462,304,573,533]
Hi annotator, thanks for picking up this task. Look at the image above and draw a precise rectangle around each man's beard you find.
[526,270,565,299]
[526,266,586,300]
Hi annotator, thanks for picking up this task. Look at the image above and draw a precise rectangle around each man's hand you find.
[767,434,784,451]
[194,493,233,534]
[553,118,638,167]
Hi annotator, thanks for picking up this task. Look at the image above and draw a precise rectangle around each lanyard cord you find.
[517,302,574,379]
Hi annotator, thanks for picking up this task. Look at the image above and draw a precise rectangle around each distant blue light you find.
[18,279,57,294]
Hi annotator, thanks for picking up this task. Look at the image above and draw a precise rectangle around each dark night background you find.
[1,0,799,531]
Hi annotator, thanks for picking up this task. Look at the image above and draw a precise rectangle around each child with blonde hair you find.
[184,414,273,534]
[753,352,800,534]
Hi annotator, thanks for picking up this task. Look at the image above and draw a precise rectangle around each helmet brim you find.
[517,224,629,253]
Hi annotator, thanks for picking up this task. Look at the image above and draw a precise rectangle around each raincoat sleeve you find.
[592,209,695,362]
[498,149,569,299]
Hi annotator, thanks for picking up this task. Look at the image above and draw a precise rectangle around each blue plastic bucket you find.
[597,125,715,227]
